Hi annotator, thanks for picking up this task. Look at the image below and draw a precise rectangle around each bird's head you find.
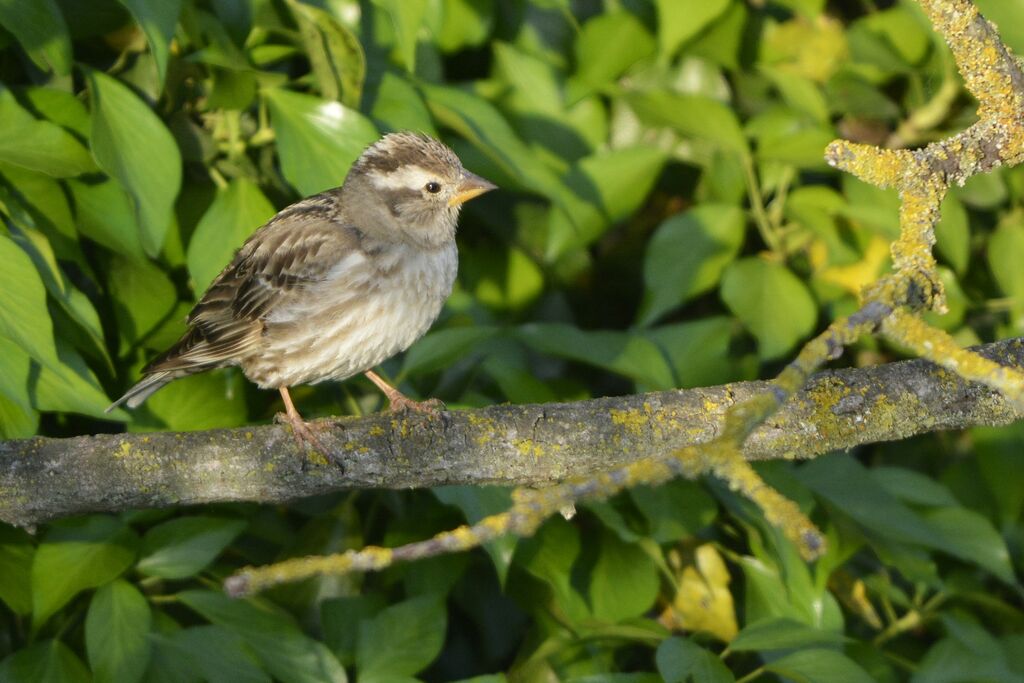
[344,132,496,247]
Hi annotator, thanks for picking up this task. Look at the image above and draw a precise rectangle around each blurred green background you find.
[2,0,1024,680]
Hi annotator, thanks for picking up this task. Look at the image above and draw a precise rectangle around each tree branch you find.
[3,337,1023,530]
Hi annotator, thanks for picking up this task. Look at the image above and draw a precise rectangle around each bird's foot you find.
[364,370,445,416]
[387,394,446,416]
[274,412,342,468]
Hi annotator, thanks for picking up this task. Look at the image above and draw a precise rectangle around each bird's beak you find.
[449,172,497,207]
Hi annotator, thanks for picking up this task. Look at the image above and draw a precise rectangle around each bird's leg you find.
[275,386,339,465]
[364,370,445,415]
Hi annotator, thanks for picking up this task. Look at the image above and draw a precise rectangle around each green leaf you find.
[572,11,656,97]
[368,71,437,135]
[972,0,1024,55]
[720,258,817,360]
[23,86,91,139]
[420,83,571,205]
[988,217,1024,311]
[870,466,959,508]
[795,455,944,548]
[0,524,34,614]
[0,391,39,438]
[108,256,178,349]
[0,639,91,683]
[515,518,590,623]
[655,638,735,683]
[764,649,874,683]
[264,88,378,197]
[31,515,138,628]
[187,178,275,292]
[10,227,110,368]
[0,233,59,368]
[67,178,147,260]
[546,146,666,258]
[0,88,94,177]
[291,0,365,108]
[729,618,847,652]
[356,595,447,682]
[87,69,183,257]
[86,580,152,683]
[798,455,1014,583]
[644,317,738,389]
[437,0,494,52]
[178,589,346,683]
[630,480,718,543]
[640,205,746,325]
[655,0,731,58]
[321,595,385,667]
[141,371,248,432]
[935,192,969,275]
[371,0,428,71]
[625,91,748,159]
[588,531,659,623]
[922,507,1015,586]
[0,334,32,411]
[164,626,269,683]
[33,337,123,420]
[137,516,247,579]
[0,0,72,75]
[400,325,500,377]
[115,0,184,85]
[434,486,517,585]
[518,323,676,390]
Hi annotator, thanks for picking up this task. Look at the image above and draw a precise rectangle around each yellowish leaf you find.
[658,544,738,642]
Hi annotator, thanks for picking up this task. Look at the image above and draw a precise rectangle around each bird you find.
[107,131,496,458]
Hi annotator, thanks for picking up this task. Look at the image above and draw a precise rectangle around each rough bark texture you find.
[3,337,1023,529]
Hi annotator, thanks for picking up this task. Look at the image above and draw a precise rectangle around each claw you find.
[277,387,343,467]
[364,370,445,417]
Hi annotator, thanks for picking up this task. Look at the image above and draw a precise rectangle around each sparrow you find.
[107,132,496,457]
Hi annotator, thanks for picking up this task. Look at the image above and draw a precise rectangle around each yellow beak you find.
[448,172,497,207]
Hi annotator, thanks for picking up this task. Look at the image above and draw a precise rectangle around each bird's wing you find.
[143,198,362,373]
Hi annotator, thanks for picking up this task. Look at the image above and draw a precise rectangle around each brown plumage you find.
[108,132,495,452]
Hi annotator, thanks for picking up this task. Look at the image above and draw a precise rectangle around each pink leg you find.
[364,370,445,415]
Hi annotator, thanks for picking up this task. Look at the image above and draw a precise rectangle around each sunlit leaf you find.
[86,69,183,257]
[640,205,746,325]
[264,87,378,196]
[0,88,94,177]
[720,258,818,360]
[655,0,731,58]
[187,178,275,292]
[115,0,183,85]
[0,233,59,369]
[291,0,365,107]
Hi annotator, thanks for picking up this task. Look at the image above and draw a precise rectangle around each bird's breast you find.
[243,242,457,388]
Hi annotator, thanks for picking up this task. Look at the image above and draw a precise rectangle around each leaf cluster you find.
[2,0,1024,681]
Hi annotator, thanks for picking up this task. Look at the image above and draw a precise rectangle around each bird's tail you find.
[105,371,177,413]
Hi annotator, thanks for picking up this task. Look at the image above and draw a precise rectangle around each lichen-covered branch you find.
[3,336,1023,535]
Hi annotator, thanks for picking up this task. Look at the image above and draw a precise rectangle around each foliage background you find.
[2,0,1024,680]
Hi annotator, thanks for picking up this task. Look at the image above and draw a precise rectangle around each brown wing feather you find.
[143,192,360,374]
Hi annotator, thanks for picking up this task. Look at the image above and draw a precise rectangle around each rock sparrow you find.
[107,132,496,456]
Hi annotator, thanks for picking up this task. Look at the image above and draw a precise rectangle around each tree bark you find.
[3,337,1023,529]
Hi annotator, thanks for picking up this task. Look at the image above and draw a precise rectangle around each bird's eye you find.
[425,181,442,194]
